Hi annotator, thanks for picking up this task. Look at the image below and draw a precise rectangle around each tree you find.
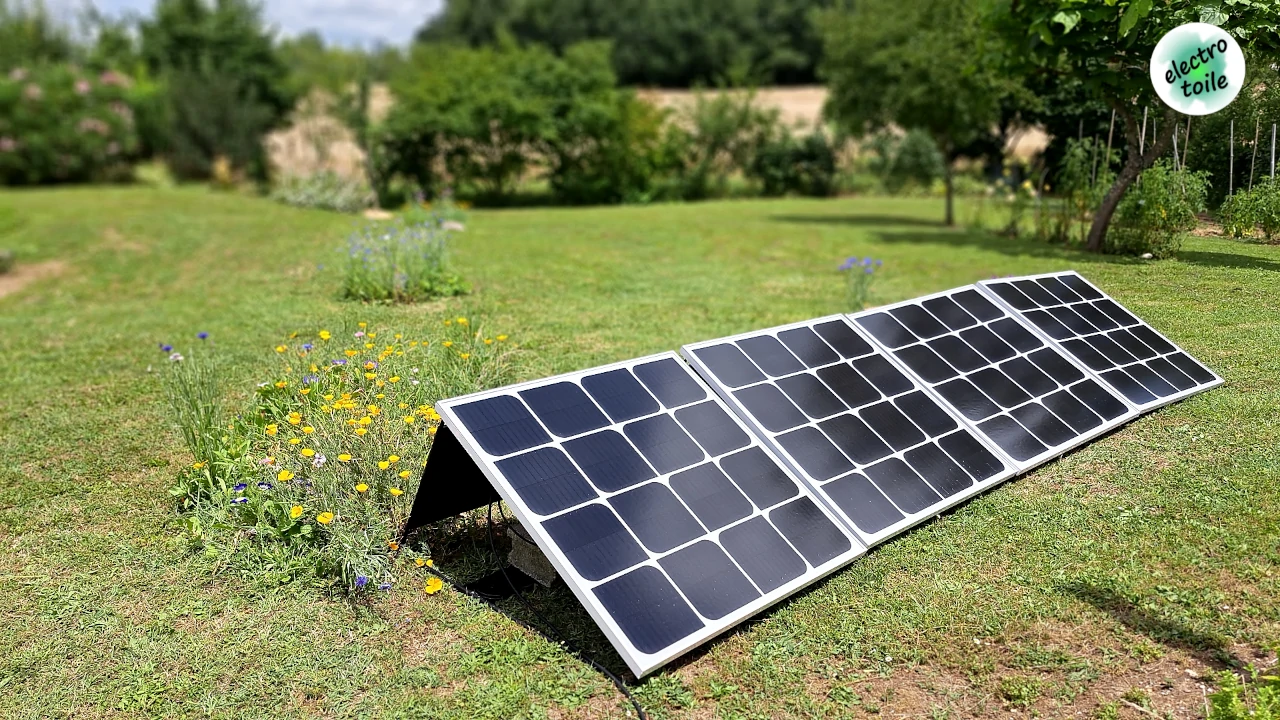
[0,0,74,71]
[415,0,832,87]
[986,0,1280,251]
[820,0,1015,226]
[139,0,294,181]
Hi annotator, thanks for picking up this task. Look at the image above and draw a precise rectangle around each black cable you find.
[485,503,648,720]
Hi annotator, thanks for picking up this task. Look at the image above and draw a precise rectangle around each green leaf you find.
[1199,5,1229,24]
[1120,0,1153,36]
[1053,10,1082,33]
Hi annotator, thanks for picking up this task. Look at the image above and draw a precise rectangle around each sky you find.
[72,0,444,47]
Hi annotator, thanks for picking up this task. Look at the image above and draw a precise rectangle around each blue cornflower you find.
[303,374,319,384]
[197,332,209,340]
[302,343,313,351]
[355,576,369,588]
[257,482,273,491]
[860,257,872,267]
[231,497,248,505]
[331,359,348,366]
[160,344,173,353]
[233,483,247,492]
[378,582,392,591]
[864,265,875,274]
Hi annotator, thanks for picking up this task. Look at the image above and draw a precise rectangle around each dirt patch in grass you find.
[0,259,66,299]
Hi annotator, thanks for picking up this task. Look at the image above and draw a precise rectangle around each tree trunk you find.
[1085,104,1177,252]
[944,159,955,227]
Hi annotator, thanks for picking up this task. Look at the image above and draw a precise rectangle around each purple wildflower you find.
[233,483,247,492]
[160,343,173,352]
[378,582,392,591]
[231,497,248,505]
[355,576,368,588]
[256,482,273,491]
[197,332,209,340]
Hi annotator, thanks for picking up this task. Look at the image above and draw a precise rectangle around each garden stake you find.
[1229,119,1234,196]
[1183,116,1191,169]
[1250,118,1261,190]
[1140,107,1148,156]
[1104,109,1116,175]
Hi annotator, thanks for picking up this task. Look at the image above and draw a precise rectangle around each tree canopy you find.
[820,0,1017,225]
[986,0,1280,250]
[415,0,830,87]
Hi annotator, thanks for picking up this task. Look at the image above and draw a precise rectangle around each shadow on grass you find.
[772,213,949,228]
[1060,579,1236,667]
[1177,250,1280,273]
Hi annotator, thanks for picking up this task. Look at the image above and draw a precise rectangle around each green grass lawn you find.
[1,187,1278,719]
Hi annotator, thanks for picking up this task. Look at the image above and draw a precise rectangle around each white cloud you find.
[80,0,443,47]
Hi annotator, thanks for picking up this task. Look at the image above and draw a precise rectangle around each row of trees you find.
[416,0,830,87]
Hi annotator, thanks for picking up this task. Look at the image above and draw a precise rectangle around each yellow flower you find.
[288,413,302,425]
[300,388,311,395]
[459,353,471,360]
[484,338,493,345]
[323,394,334,401]
[389,376,400,383]
[378,461,390,470]
[310,364,319,373]
[376,380,385,388]
[390,487,404,496]
[317,511,334,525]
[444,319,453,326]
[388,541,400,552]
[319,330,331,341]
[398,470,410,479]
[301,448,316,458]
[345,349,358,357]
[399,402,409,410]
[442,341,453,348]
[368,405,381,415]
[414,557,425,567]
[497,335,508,342]
[275,345,287,353]
[394,333,403,340]
[427,559,433,567]
[403,415,415,424]
[425,577,444,595]
[428,426,437,436]
[302,426,315,434]
[358,322,367,329]
[290,505,303,519]
[356,483,369,493]
[266,424,278,436]
[364,342,374,349]
[192,462,206,469]
[364,372,377,380]
[278,469,295,482]
[355,428,368,436]
[456,317,468,326]
[388,454,400,463]
[289,438,302,445]
[368,332,377,339]
[274,381,288,389]
[337,453,352,462]
[359,416,373,426]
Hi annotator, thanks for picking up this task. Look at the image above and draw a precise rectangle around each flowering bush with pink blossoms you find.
[0,64,146,185]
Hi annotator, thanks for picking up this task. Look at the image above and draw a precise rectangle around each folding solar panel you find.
[433,352,864,678]
[681,316,1016,547]
[849,287,1140,472]
[977,272,1223,412]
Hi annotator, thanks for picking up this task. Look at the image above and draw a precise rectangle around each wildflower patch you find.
[160,318,519,592]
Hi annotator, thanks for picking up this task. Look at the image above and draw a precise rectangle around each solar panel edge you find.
[683,314,1018,548]
[852,283,1144,474]
[437,350,865,678]
[975,273,1223,414]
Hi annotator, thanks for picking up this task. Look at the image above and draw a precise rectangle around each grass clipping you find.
[161,318,518,593]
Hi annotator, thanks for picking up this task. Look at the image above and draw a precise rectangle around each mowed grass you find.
[0,187,1278,719]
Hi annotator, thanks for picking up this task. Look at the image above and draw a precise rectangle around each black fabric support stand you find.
[403,423,501,537]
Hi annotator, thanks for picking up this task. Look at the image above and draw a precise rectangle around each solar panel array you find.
[850,289,1137,470]
[681,316,1014,547]
[421,271,1222,679]
[977,272,1222,410]
[434,352,864,678]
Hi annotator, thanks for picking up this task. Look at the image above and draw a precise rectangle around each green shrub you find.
[162,322,519,592]
[862,130,945,194]
[749,129,839,197]
[1251,179,1280,242]
[1208,669,1280,720]
[0,64,142,185]
[272,171,374,213]
[1219,188,1257,239]
[663,90,780,201]
[1106,160,1208,258]
[840,256,882,311]
[342,219,468,303]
